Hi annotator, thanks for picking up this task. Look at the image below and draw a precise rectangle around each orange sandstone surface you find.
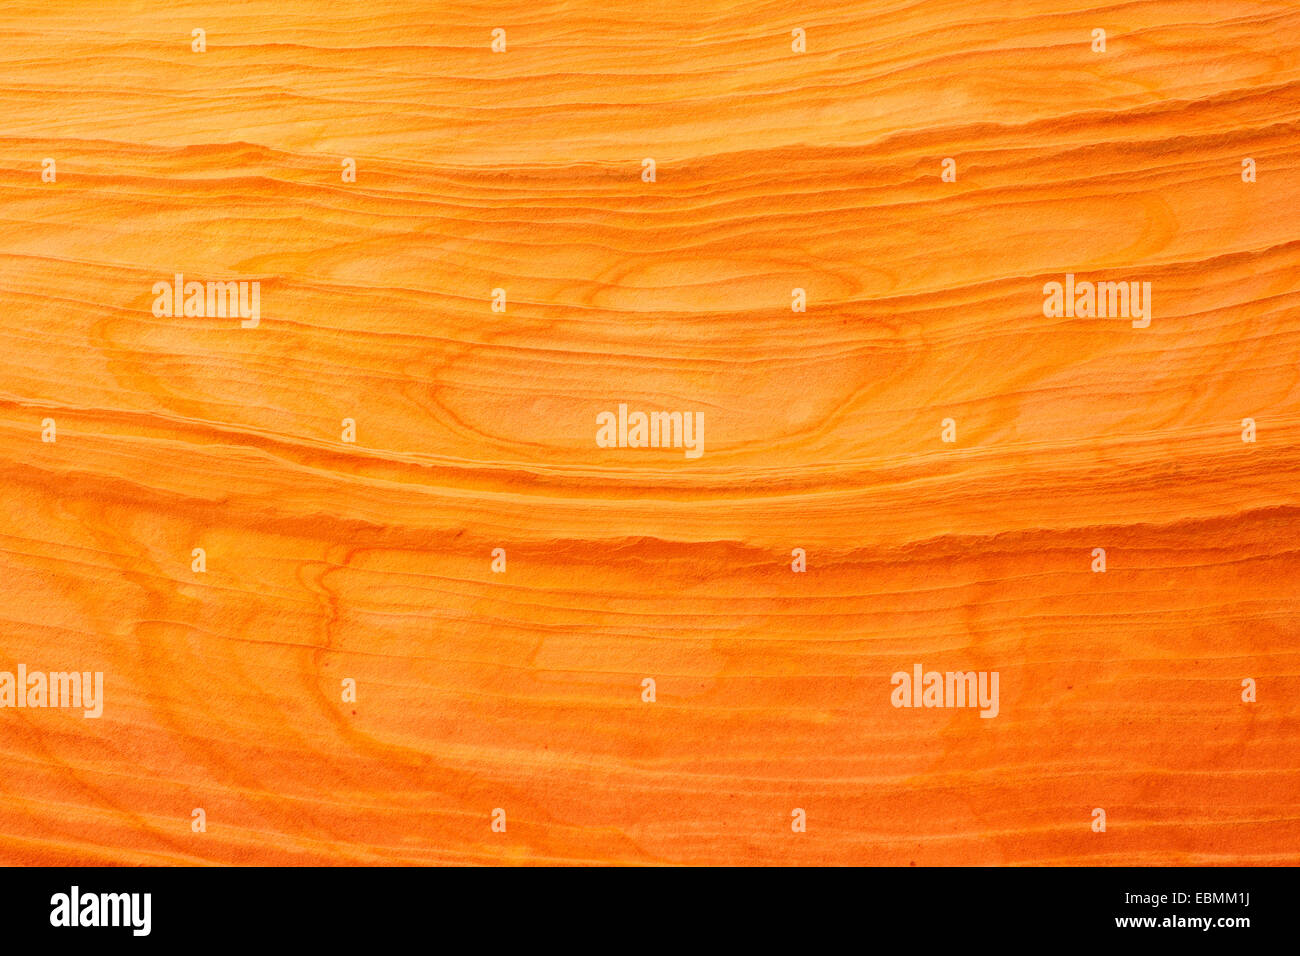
[0,1,1298,865]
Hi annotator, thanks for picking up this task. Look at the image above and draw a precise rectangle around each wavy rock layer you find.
[0,1,1298,864]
